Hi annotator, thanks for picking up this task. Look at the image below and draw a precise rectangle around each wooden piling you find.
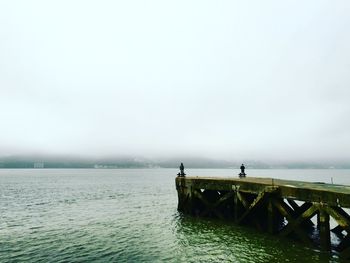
[319,206,330,251]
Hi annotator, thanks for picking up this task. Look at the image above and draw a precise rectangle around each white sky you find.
[1,1,350,161]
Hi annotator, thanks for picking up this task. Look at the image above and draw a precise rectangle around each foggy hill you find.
[0,155,349,169]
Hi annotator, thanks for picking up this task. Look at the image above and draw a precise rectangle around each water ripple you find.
[0,169,344,262]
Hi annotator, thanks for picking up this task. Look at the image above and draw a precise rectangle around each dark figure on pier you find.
[177,162,186,177]
[239,164,246,177]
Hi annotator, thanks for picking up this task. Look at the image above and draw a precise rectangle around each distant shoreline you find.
[1,167,350,170]
[1,157,349,169]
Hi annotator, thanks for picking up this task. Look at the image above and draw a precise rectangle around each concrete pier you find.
[176,176,350,259]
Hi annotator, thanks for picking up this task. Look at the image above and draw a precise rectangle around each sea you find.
[1,168,350,262]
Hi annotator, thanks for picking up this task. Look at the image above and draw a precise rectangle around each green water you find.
[1,169,348,262]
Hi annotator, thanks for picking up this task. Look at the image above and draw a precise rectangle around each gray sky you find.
[1,1,350,161]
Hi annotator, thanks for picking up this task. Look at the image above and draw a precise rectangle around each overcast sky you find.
[0,1,350,161]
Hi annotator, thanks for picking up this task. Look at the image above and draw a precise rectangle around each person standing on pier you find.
[178,163,186,177]
[239,164,246,177]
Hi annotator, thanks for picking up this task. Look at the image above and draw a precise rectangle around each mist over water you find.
[1,169,349,262]
[1,1,350,162]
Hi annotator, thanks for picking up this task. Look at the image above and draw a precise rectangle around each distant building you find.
[34,162,44,168]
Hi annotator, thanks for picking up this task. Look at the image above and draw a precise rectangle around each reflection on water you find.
[173,214,335,262]
[0,169,348,262]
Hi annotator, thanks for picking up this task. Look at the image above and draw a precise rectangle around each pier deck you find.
[176,176,350,258]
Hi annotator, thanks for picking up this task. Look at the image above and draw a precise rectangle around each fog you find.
[1,1,350,162]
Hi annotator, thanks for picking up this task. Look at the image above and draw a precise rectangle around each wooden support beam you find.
[211,191,234,219]
[192,188,206,206]
[214,191,234,207]
[179,193,189,212]
[236,191,263,231]
[268,199,274,234]
[234,187,239,223]
[336,207,350,221]
[287,200,314,227]
[332,206,350,233]
[237,190,268,224]
[319,207,331,251]
[322,206,350,253]
[193,189,219,218]
[273,199,317,246]
[192,189,233,220]
[236,191,250,209]
[287,199,299,211]
[317,211,320,230]
[332,225,344,236]
[322,206,350,234]
[177,186,193,213]
[280,199,297,217]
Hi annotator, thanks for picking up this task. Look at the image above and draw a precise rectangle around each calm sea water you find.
[1,169,350,262]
